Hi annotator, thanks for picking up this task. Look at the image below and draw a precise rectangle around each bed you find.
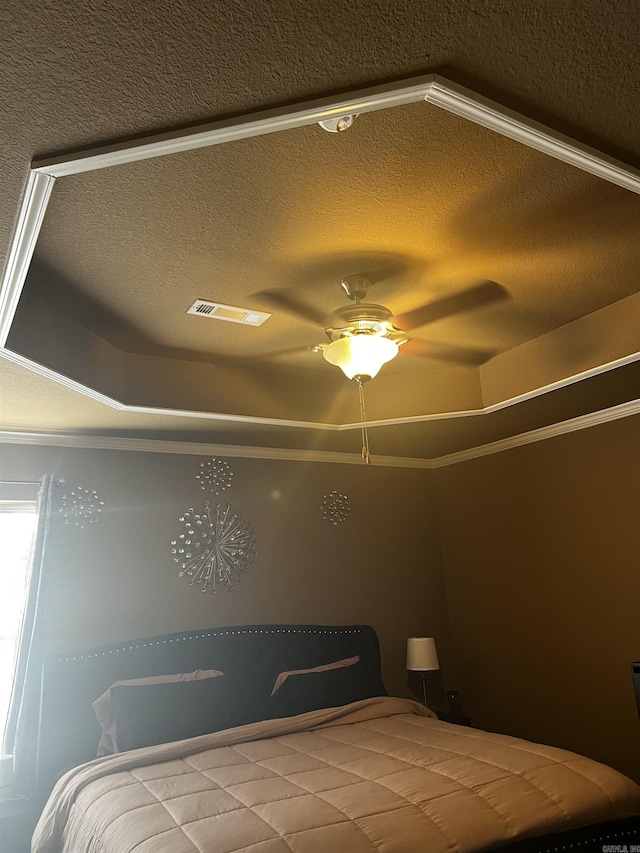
[32,624,640,852]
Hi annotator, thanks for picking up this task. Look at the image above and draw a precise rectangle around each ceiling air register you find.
[187,299,271,327]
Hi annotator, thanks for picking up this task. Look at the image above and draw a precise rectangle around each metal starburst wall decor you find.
[195,457,233,495]
[171,500,256,594]
[57,480,105,528]
[322,491,350,525]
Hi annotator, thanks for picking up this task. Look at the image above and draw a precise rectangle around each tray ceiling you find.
[29,100,640,361]
[2,73,639,461]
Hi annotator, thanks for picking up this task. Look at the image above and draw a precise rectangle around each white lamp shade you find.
[406,637,439,671]
[323,335,398,380]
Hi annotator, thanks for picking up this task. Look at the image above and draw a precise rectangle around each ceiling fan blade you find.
[393,280,509,331]
[402,338,496,365]
[246,345,323,362]
[209,345,321,369]
[255,289,327,326]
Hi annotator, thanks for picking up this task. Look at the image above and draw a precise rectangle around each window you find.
[0,500,37,743]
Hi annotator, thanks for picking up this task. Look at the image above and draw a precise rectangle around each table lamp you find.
[406,637,439,707]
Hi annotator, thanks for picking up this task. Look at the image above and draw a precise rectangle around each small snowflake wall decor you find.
[195,457,233,495]
[171,500,256,594]
[57,479,105,528]
[322,491,350,525]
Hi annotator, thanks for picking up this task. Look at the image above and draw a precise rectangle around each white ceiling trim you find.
[0,340,640,432]
[27,74,640,190]
[31,77,436,177]
[2,399,637,469]
[0,347,341,430]
[425,80,640,195]
[428,398,640,468]
[2,75,640,354]
[2,344,638,433]
[0,429,432,469]
[0,171,54,347]
[341,351,640,430]
[0,346,128,408]
[1,74,639,427]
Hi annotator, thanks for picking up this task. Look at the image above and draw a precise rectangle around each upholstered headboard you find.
[36,624,385,804]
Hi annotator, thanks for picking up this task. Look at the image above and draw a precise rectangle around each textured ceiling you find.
[1,0,639,459]
[31,101,640,366]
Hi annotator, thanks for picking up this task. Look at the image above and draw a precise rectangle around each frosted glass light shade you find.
[323,335,398,380]
[406,637,439,671]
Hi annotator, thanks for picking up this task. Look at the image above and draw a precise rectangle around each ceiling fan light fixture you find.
[323,334,398,381]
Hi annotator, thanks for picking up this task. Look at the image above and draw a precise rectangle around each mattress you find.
[33,697,640,853]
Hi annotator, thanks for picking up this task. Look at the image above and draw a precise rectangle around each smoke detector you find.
[318,114,358,133]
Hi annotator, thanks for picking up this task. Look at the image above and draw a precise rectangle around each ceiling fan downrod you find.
[340,274,372,304]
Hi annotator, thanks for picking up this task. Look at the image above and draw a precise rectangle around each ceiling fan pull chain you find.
[357,378,372,464]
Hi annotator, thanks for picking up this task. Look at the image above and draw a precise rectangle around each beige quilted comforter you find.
[33,697,640,853]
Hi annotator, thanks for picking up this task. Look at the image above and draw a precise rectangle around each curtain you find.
[3,474,56,798]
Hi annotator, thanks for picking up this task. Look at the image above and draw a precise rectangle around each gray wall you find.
[0,443,450,698]
[434,414,640,783]
[5,419,637,781]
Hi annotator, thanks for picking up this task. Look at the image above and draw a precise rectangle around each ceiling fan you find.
[250,274,509,463]
[256,274,509,381]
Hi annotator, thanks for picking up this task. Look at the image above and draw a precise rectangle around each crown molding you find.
[1,75,639,441]
[0,429,433,469]
[339,351,640,430]
[1,399,637,469]
[424,78,640,195]
[0,171,54,347]
[27,74,640,191]
[3,344,639,435]
[31,76,437,177]
[429,398,640,468]
[0,348,340,430]
[2,75,639,360]
[0,347,128,408]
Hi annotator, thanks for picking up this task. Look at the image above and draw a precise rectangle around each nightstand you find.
[435,709,472,727]
[0,796,36,853]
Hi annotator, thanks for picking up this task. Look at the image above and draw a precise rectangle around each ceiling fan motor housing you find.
[326,303,405,343]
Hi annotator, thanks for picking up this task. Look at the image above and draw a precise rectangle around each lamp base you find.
[420,673,436,710]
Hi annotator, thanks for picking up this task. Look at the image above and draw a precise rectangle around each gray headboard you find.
[36,623,385,804]
[632,661,640,718]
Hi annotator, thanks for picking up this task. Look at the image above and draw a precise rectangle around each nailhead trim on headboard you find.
[51,627,363,663]
[508,827,639,851]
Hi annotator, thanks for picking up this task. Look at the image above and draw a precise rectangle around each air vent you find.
[187,300,271,326]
